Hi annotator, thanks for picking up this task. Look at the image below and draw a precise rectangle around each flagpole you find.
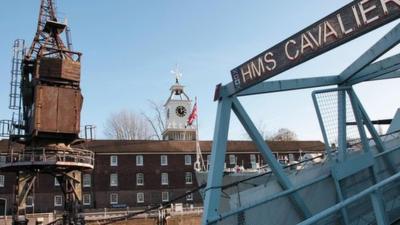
[196,101,206,171]
[192,97,205,171]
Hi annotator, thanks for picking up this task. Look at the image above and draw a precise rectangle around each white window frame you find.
[26,195,34,207]
[54,195,63,207]
[162,191,169,202]
[82,174,91,187]
[54,177,60,186]
[229,154,236,165]
[250,154,257,169]
[185,172,193,184]
[83,194,91,206]
[0,156,6,164]
[110,155,118,166]
[160,155,168,166]
[136,173,144,186]
[161,173,169,185]
[110,193,118,204]
[136,155,144,166]
[250,154,256,163]
[184,155,192,165]
[186,192,193,201]
[136,192,144,203]
[0,175,4,187]
[110,173,118,187]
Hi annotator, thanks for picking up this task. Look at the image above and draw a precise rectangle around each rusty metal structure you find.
[0,1,94,224]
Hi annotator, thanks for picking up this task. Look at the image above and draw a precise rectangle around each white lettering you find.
[301,33,314,53]
[359,0,379,24]
[380,0,400,15]
[323,21,339,43]
[337,13,354,35]
[352,5,363,27]
[241,64,252,83]
[285,39,299,60]
[250,57,265,77]
[307,25,322,47]
[263,52,276,71]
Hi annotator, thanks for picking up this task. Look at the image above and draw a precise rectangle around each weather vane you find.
[170,64,182,84]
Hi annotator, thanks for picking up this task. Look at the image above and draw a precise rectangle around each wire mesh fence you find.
[313,88,364,153]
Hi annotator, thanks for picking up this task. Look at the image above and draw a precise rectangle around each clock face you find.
[175,106,187,117]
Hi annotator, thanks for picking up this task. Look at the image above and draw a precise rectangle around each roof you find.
[0,139,324,154]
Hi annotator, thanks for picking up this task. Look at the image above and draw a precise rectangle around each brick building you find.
[0,139,324,214]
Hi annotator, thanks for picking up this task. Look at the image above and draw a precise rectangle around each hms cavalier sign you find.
[231,0,400,92]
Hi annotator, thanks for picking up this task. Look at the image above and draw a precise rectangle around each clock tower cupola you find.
[162,66,196,141]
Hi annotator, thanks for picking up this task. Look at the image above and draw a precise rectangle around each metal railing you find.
[297,171,400,225]
[1,147,94,168]
[219,131,400,195]
[84,207,203,221]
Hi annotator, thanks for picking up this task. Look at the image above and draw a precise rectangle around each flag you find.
[188,98,198,126]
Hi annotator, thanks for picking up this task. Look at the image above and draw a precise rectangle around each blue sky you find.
[0,0,399,141]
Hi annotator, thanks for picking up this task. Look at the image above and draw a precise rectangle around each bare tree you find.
[241,120,270,140]
[104,110,154,140]
[267,128,298,141]
[141,100,165,140]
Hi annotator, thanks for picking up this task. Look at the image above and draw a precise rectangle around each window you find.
[110,155,118,166]
[83,194,91,206]
[136,155,144,166]
[185,172,192,184]
[54,195,63,207]
[161,155,168,166]
[250,154,256,163]
[26,196,34,207]
[229,155,236,165]
[110,173,118,187]
[186,192,193,201]
[184,155,192,165]
[161,173,169,185]
[136,192,144,203]
[54,177,60,186]
[0,156,6,164]
[250,154,257,169]
[0,175,4,187]
[110,193,118,204]
[82,174,91,187]
[136,173,144,186]
[162,192,169,202]
[207,155,211,169]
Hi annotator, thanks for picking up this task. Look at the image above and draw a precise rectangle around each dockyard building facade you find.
[0,139,324,214]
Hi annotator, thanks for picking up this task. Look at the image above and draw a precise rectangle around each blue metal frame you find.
[231,97,311,219]
[340,23,400,84]
[201,21,400,225]
[202,93,232,223]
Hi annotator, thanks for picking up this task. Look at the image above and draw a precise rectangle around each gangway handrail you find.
[297,170,400,225]
[218,131,400,192]
[218,152,326,191]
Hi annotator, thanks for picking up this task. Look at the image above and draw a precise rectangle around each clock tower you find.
[162,67,196,141]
